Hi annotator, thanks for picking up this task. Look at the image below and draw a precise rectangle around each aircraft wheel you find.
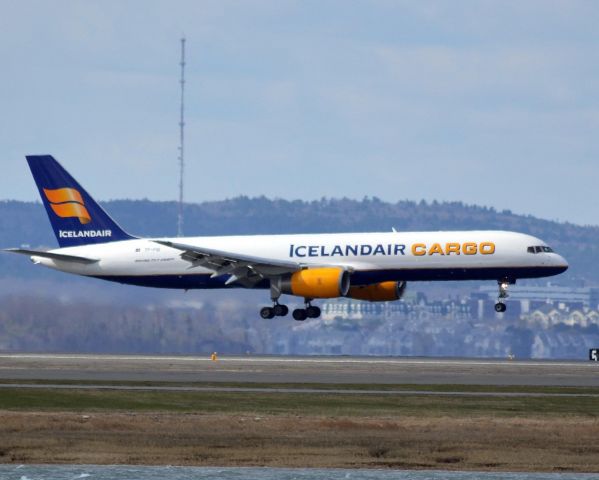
[306,306,321,318]
[292,309,307,321]
[494,302,506,313]
[274,304,289,317]
[260,307,275,319]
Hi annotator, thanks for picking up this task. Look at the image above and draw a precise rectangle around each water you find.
[0,466,597,480]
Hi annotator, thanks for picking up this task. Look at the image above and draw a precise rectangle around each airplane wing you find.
[4,248,99,264]
[153,240,302,287]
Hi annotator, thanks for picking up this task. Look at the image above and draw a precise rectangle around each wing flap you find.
[153,240,301,285]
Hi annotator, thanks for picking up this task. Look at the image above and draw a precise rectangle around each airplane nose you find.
[554,254,569,273]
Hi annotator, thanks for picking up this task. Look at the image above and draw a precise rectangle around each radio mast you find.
[177,37,186,237]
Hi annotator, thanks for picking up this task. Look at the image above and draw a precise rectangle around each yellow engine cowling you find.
[346,281,406,302]
[280,267,350,298]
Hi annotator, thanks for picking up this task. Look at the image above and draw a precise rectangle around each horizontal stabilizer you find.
[3,248,99,264]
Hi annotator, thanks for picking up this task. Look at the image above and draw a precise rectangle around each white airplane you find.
[6,155,568,320]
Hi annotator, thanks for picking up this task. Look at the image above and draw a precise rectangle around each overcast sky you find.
[1,1,598,225]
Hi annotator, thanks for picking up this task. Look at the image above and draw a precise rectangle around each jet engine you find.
[346,281,406,302]
[279,267,350,298]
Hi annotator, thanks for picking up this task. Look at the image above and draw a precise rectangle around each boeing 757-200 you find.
[5,155,568,320]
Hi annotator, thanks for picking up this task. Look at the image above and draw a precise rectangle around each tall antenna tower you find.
[177,36,186,237]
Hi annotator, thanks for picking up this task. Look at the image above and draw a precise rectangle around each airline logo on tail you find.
[43,188,91,224]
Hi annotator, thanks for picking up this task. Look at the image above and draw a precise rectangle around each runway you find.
[0,354,597,387]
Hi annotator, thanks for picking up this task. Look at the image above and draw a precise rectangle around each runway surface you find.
[0,354,597,387]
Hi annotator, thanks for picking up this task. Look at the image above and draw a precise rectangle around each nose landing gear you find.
[494,302,507,313]
[494,279,512,313]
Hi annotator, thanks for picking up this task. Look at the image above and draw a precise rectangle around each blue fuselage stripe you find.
[92,266,567,290]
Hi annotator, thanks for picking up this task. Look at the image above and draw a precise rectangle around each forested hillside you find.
[1,197,597,284]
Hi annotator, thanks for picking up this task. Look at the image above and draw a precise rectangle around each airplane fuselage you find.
[34,230,568,290]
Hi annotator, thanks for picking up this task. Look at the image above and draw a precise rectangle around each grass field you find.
[3,378,599,394]
[0,383,598,417]
[0,382,598,471]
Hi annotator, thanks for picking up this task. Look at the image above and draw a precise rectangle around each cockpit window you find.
[528,245,554,254]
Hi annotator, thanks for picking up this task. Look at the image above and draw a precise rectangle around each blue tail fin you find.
[26,155,135,247]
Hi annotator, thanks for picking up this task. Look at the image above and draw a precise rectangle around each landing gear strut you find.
[292,299,321,321]
[263,281,321,320]
[260,283,290,318]
[494,279,511,313]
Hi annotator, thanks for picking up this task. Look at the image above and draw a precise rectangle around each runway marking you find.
[0,354,595,369]
[1,383,598,398]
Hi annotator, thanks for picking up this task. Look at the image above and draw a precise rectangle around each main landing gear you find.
[292,301,321,321]
[263,281,322,320]
[260,299,321,320]
[260,303,289,319]
[494,279,511,313]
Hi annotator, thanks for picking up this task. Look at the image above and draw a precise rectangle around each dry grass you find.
[0,411,598,472]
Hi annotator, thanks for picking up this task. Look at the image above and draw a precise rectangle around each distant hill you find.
[1,197,597,284]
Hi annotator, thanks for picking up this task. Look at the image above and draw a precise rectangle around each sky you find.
[1,0,598,225]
